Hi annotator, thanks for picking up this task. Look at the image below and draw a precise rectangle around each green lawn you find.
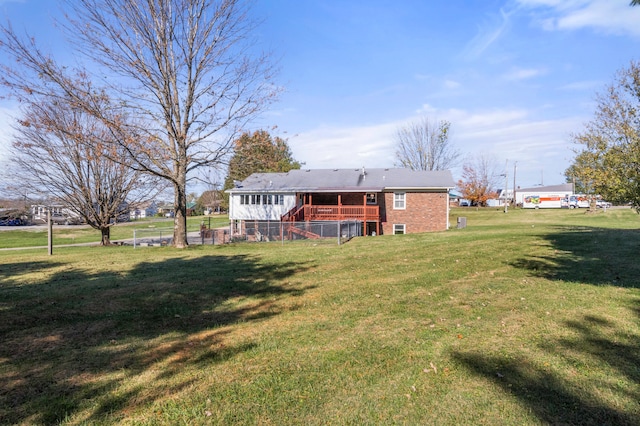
[0,215,230,249]
[1,207,639,424]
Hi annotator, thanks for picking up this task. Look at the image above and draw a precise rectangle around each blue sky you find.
[1,0,640,190]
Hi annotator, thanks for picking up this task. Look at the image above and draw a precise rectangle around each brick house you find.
[227,168,455,236]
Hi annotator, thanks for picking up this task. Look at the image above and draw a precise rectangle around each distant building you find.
[129,201,158,220]
[30,204,82,224]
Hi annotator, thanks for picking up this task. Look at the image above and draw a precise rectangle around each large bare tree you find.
[0,0,278,247]
[7,96,156,245]
[394,118,460,171]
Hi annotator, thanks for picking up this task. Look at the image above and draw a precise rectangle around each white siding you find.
[229,193,297,220]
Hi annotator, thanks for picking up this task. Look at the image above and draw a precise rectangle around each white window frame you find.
[393,224,406,235]
[366,193,377,205]
[394,192,406,210]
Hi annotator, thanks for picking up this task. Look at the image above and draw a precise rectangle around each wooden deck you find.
[282,204,380,222]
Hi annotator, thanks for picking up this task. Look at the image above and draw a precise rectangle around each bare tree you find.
[457,154,501,207]
[0,0,278,248]
[7,96,158,245]
[394,118,460,171]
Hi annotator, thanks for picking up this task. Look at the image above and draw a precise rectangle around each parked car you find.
[596,200,612,208]
[567,195,590,208]
[0,217,25,226]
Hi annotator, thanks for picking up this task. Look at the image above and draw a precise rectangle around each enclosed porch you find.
[281,192,381,236]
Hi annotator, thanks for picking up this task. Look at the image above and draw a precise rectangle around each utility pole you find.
[513,161,517,208]
[504,160,509,213]
[47,207,53,256]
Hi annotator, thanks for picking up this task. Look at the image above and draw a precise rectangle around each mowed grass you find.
[1,207,639,424]
[0,215,229,249]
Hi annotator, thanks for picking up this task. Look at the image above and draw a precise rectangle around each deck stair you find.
[286,224,321,239]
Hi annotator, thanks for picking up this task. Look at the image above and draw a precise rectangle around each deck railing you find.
[282,204,379,222]
[304,205,379,221]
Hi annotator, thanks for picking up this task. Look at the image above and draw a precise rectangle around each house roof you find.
[517,183,573,193]
[129,200,157,210]
[228,168,455,193]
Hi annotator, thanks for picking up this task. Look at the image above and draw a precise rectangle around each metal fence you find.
[234,220,362,244]
[132,220,362,248]
[132,226,225,248]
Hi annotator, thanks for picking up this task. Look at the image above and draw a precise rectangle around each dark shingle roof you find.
[229,168,455,193]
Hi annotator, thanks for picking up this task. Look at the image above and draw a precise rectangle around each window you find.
[366,193,377,205]
[242,194,285,205]
[394,192,406,209]
[393,224,406,235]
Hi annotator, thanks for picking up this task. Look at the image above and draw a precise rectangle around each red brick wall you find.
[381,191,449,234]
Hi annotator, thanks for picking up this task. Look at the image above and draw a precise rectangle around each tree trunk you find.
[173,178,189,248]
[100,227,111,246]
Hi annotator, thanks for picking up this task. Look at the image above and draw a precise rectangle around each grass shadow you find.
[453,303,640,425]
[0,253,313,424]
[0,260,65,284]
[509,226,640,288]
[455,224,640,424]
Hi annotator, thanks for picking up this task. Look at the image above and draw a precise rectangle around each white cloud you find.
[287,105,583,187]
[559,80,603,91]
[516,0,640,37]
[443,79,462,90]
[462,8,513,59]
[502,67,547,81]
[289,122,398,169]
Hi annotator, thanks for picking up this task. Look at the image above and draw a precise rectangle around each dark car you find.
[0,217,25,226]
